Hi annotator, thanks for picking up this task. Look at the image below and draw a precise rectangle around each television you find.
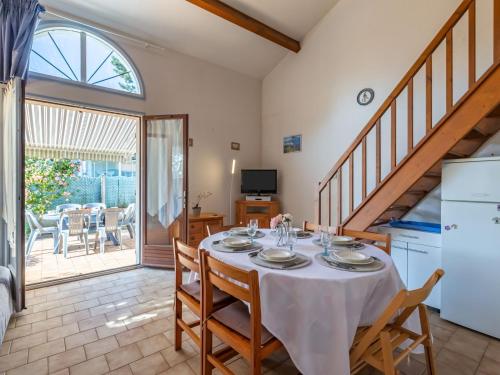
[241,169,277,194]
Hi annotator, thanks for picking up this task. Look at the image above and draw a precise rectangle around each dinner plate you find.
[258,248,296,263]
[222,237,252,248]
[330,236,355,245]
[329,250,374,265]
[230,227,250,235]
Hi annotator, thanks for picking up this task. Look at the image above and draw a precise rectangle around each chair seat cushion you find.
[179,281,233,307]
[212,300,274,345]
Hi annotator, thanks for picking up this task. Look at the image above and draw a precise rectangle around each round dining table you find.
[200,229,416,375]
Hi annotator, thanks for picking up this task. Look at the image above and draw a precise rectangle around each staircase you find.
[317,0,500,231]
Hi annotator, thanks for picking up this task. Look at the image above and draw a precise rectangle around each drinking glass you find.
[247,219,258,244]
[320,230,331,256]
[287,229,298,253]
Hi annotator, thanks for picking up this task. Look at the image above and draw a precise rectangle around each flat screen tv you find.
[241,169,277,194]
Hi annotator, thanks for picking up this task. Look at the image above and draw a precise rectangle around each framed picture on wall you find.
[283,134,301,153]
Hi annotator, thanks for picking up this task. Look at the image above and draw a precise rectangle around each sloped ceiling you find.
[40,0,339,78]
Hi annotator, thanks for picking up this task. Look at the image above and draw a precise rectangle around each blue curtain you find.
[0,0,45,83]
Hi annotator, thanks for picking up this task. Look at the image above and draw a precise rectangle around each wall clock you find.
[357,88,375,106]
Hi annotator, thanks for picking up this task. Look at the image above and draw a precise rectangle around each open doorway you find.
[24,99,140,285]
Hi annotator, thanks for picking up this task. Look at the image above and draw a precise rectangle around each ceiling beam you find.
[185,0,301,53]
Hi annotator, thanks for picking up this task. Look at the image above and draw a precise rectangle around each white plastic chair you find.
[59,209,90,258]
[120,203,135,239]
[25,210,59,256]
[94,208,124,254]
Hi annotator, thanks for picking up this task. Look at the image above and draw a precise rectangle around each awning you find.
[25,100,139,162]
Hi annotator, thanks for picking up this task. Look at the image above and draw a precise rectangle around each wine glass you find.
[247,219,258,245]
[287,229,298,253]
[320,230,331,256]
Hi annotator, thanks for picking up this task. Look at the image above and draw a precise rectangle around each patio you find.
[26,230,137,285]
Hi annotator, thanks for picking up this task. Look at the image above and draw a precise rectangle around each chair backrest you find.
[83,203,106,211]
[200,250,262,346]
[25,210,42,231]
[206,223,237,236]
[173,238,200,289]
[99,208,123,231]
[56,203,82,213]
[339,228,391,255]
[61,209,89,236]
[350,269,445,367]
[303,221,337,233]
[122,203,135,223]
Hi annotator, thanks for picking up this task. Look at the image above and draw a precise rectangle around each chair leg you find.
[380,331,396,375]
[25,231,35,256]
[83,233,89,255]
[418,304,437,375]
[94,231,99,252]
[52,230,60,254]
[62,232,69,258]
[127,224,134,239]
[250,352,261,375]
[118,230,123,250]
[175,295,183,351]
[100,231,105,254]
[202,323,213,375]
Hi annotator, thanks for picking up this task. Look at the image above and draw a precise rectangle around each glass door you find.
[1,78,25,311]
[141,115,188,267]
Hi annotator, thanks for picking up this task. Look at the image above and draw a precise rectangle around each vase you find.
[192,207,201,217]
[275,223,290,247]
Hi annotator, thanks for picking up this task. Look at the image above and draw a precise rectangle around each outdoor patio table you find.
[200,229,417,375]
[41,212,120,247]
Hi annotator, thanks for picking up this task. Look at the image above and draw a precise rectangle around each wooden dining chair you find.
[349,269,444,375]
[339,228,391,255]
[173,239,234,351]
[206,223,237,236]
[200,250,283,375]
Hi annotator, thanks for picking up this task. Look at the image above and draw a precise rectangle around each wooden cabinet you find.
[235,200,280,228]
[188,212,223,247]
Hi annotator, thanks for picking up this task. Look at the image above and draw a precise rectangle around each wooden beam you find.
[185,0,301,52]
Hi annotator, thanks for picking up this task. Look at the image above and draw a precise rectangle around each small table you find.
[201,229,415,375]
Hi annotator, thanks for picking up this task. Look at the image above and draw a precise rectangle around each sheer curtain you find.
[146,118,183,229]
[1,79,18,252]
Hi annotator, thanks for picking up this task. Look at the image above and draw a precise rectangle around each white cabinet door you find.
[407,243,442,309]
[391,240,408,287]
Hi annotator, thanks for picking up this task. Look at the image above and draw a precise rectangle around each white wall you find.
[27,33,262,223]
[261,0,494,224]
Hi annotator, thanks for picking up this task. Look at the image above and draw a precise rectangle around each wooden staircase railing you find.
[317,0,500,229]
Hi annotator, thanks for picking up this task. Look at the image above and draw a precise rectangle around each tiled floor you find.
[26,233,137,285]
[1,268,499,375]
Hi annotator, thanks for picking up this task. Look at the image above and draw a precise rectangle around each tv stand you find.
[235,200,280,228]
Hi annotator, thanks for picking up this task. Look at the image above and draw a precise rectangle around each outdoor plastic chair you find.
[120,203,135,239]
[25,210,59,256]
[83,203,106,212]
[56,203,82,213]
[59,209,90,258]
[94,208,125,253]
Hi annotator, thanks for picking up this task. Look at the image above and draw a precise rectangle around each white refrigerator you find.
[441,156,500,338]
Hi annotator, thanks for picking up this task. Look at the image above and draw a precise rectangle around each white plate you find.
[258,248,296,263]
[222,237,252,248]
[229,227,250,234]
[330,236,354,245]
[329,250,374,265]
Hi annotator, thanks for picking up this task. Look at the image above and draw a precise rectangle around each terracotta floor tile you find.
[115,327,148,347]
[96,322,127,339]
[0,342,11,357]
[105,344,142,370]
[84,336,119,359]
[129,353,169,375]
[137,334,171,357]
[28,338,65,363]
[161,342,197,368]
[48,346,86,373]
[5,358,47,375]
[436,348,479,375]
[69,355,109,375]
[0,350,28,372]
[64,329,98,350]
[108,366,133,375]
[477,357,500,375]
[10,331,47,353]
[47,323,79,341]
[444,328,489,362]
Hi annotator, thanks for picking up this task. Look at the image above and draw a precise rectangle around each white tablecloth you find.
[200,230,414,375]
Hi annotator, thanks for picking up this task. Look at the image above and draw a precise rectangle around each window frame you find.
[29,21,145,99]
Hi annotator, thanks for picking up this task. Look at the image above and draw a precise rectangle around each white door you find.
[391,240,408,287]
[1,78,25,311]
[441,201,500,337]
[407,243,442,309]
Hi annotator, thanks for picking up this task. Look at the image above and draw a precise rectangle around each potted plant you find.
[192,191,212,216]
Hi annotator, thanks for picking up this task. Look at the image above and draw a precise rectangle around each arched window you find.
[29,22,143,97]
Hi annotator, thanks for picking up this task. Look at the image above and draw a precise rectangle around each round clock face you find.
[357,88,375,106]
